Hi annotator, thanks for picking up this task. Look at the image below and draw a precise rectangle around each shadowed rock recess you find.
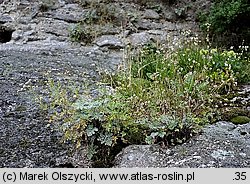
[0,25,13,43]
[0,0,249,168]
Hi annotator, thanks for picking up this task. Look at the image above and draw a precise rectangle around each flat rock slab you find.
[143,9,160,20]
[95,35,124,49]
[128,32,151,47]
[114,121,250,167]
[0,42,123,167]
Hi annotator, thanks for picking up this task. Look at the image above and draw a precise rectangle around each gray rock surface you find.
[0,14,12,23]
[135,19,164,30]
[0,42,123,167]
[2,0,248,169]
[95,35,124,49]
[114,121,250,167]
[128,32,152,47]
[143,9,160,20]
[0,0,201,46]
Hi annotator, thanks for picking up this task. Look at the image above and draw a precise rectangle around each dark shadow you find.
[240,132,247,136]
[0,26,14,43]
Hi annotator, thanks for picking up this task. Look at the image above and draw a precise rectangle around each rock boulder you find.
[114,121,250,167]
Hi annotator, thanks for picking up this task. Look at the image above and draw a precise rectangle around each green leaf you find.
[158,131,166,138]
[87,143,98,160]
[168,120,178,131]
[86,125,98,137]
[97,133,113,146]
[145,135,154,144]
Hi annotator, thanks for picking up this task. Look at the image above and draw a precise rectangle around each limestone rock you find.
[114,121,250,167]
[94,35,124,49]
[163,21,176,31]
[147,30,168,43]
[143,9,160,20]
[163,10,177,22]
[128,32,151,47]
[135,19,164,30]
[114,145,166,168]
[0,14,12,23]
[50,4,85,23]
[36,18,70,37]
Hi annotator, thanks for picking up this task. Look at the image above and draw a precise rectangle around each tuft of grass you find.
[69,24,96,43]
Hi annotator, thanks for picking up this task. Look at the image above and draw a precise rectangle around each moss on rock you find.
[230,116,250,125]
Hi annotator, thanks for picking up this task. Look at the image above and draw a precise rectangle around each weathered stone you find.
[128,32,151,47]
[163,10,177,22]
[143,9,160,20]
[163,21,176,31]
[36,18,70,37]
[52,13,81,23]
[147,30,168,44]
[135,19,164,30]
[0,14,13,23]
[114,121,250,167]
[175,22,199,32]
[95,35,124,49]
[114,145,165,168]
[97,24,121,36]
[11,30,22,41]
[50,4,85,23]
[147,30,165,35]
[63,0,79,4]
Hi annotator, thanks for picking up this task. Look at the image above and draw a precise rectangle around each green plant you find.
[199,0,250,47]
[81,2,119,25]
[69,24,96,43]
[230,116,250,125]
[69,2,121,43]
[39,42,249,167]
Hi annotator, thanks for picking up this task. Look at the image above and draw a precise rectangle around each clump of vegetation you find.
[69,24,96,43]
[83,3,119,24]
[69,2,120,43]
[39,41,249,166]
[69,1,140,43]
[39,0,58,11]
[230,116,250,125]
[199,0,250,47]
[219,107,250,121]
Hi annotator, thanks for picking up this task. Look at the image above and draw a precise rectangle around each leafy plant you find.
[39,42,249,167]
[198,0,250,47]
[69,24,96,43]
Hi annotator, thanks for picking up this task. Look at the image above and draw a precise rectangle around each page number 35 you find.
[234,172,247,181]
